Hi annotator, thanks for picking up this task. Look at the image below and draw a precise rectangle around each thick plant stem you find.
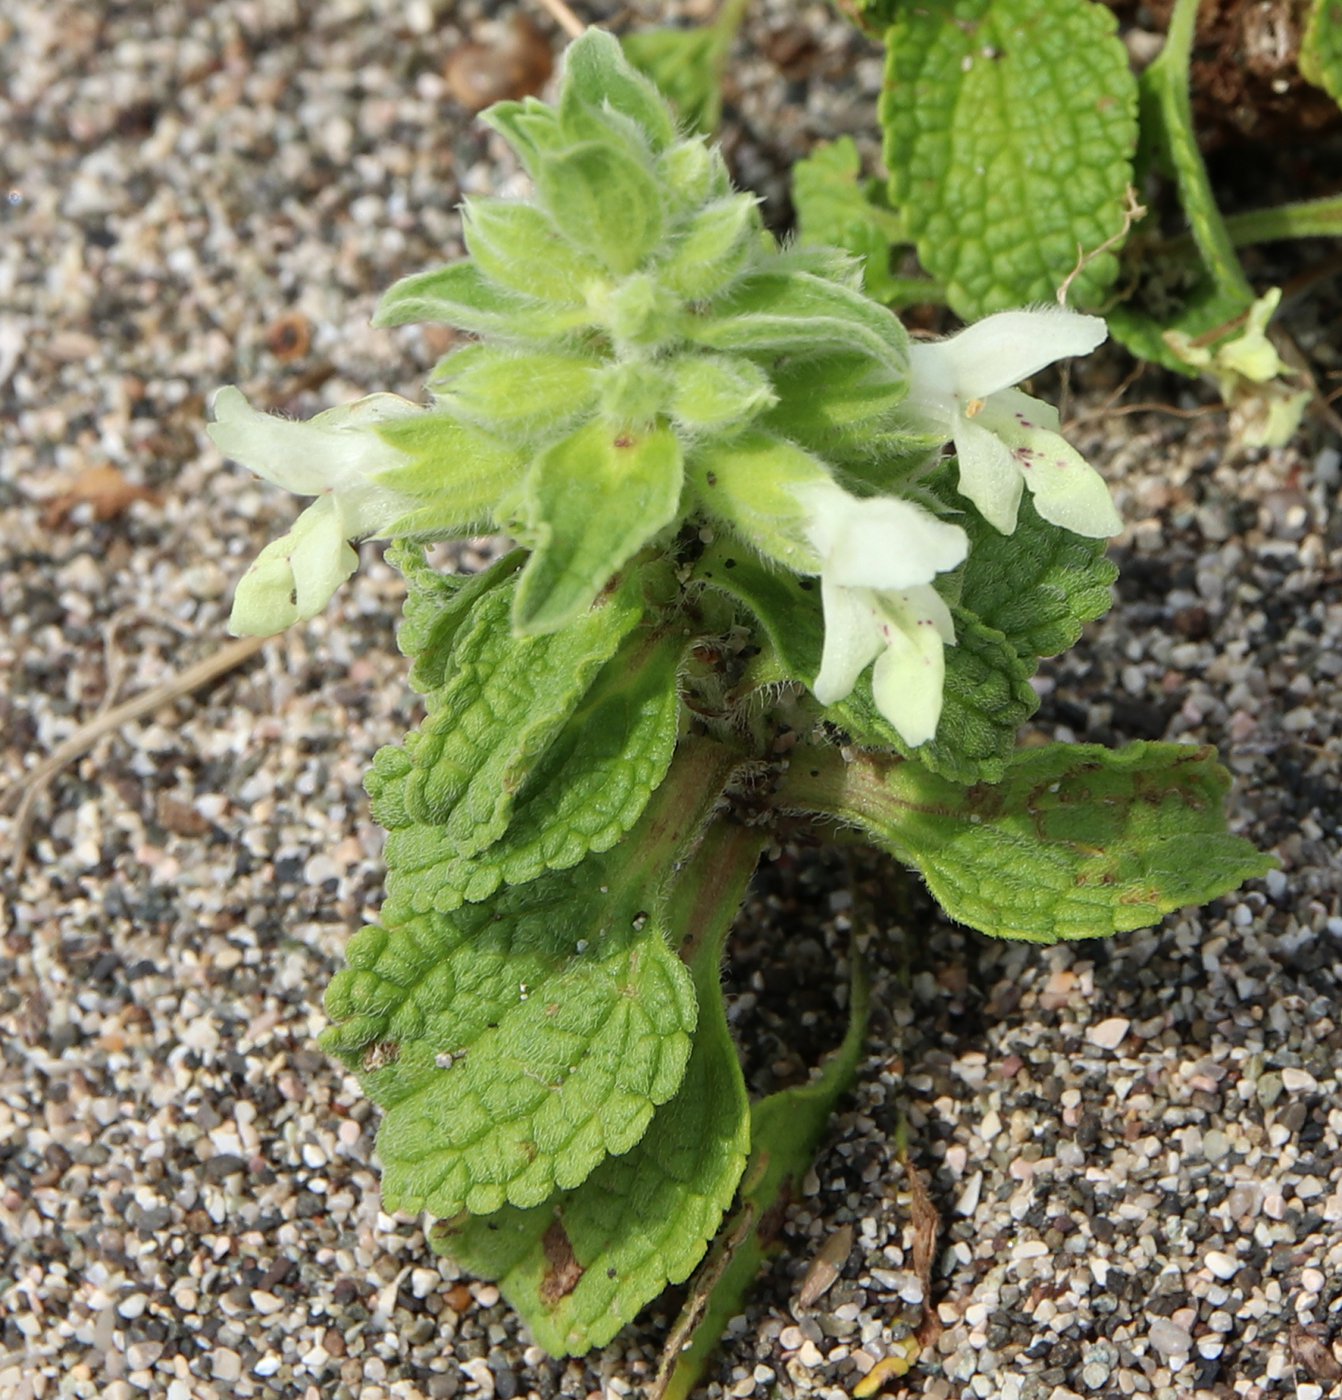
[1144,0,1252,302]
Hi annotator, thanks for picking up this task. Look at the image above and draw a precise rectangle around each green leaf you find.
[1302,0,1342,104]
[512,419,684,635]
[690,270,910,377]
[560,27,679,153]
[390,547,524,698]
[792,137,910,304]
[322,871,697,1217]
[785,742,1274,942]
[622,27,727,135]
[373,414,525,539]
[881,0,1138,316]
[656,196,760,301]
[383,627,685,914]
[695,548,1037,783]
[430,345,601,448]
[930,470,1117,660]
[537,143,667,277]
[654,950,870,1400]
[433,825,762,1356]
[367,573,644,869]
[462,200,608,305]
[373,261,594,341]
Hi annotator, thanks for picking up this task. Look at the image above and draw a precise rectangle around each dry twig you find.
[6,634,266,878]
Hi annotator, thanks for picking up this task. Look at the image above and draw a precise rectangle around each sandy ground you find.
[2,2,1341,1398]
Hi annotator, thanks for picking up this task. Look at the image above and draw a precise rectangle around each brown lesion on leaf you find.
[361,1040,400,1072]
[539,1219,584,1305]
[1118,885,1162,906]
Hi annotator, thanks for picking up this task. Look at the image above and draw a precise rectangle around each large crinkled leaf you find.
[652,950,870,1400]
[323,867,697,1216]
[511,419,684,636]
[367,573,643,867]
[881,0,1138,316]
[390,548,524,700]
[383,628,685,914]
[785,742,1274,942]
[695,549,1037,783]
[433,827,761,1356]
[1302,0,1342,104]
[928,469,1117,660]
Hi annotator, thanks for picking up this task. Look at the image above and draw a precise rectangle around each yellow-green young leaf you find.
[668,354,776,432]
[372,416,525,540]
[430,345,601,448]
[881,0,1138,316]
[479,97,569,178]
[537,143,667,277]
[786,743,1274,942]
[432,826,761,1357]
[512,420,684,636]
[689,271,910,377]
[382,627,685,914]
[656,196,760,301]
[1302,0,1342,104]
[373,261,594,342]
[321,872,697,1217]
[462,200,609,305]
[559,27,679,153]
[654,953,870,1400]
[761,351,914,464]
[366,574,644,867]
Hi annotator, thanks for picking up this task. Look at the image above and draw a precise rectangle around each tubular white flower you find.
[209,387,420,635]
[793,480,967,747]
[903,308,1121,539]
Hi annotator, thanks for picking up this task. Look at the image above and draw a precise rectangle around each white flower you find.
[904,308,1121,539]
[209,387,419,634]
[795,481,967,747]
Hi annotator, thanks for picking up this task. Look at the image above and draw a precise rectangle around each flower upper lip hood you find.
[794,480,968,747]
[902,307,1122,540]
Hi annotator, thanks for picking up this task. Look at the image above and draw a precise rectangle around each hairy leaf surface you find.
[323,869,697,1216]
[384,628,685,913]
[429,827,761,1355]
[367,574,643,871]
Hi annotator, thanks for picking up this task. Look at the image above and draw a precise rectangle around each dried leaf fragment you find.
[797,1221,852,1309]
[446,18,554,113]
[43,464,161,527]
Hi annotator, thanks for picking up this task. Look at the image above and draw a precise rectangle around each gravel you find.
[3,1,1341,1397]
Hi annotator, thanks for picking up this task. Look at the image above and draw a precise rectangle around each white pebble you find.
[1148,1317,1192,1360]
[1087,1017,1130,1050]
[117,1293,148,1320]
[1204,1251,1239,1280]
[1281,1067,1318,1092]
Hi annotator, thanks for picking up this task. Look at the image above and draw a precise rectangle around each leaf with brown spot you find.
[539,1219,584,1304]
